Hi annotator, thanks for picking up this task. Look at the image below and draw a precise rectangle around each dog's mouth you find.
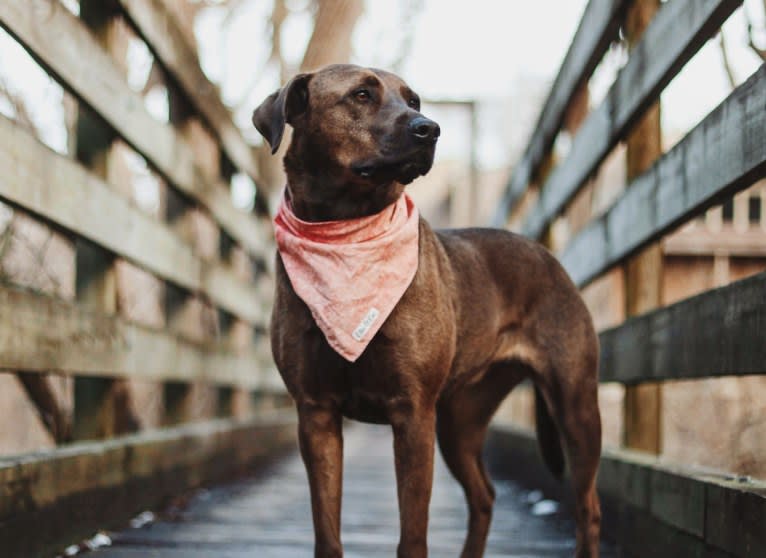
[351,147,436,185]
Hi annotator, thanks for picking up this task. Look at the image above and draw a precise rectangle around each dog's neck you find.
[285,181,402,222]
[284,145,404,222]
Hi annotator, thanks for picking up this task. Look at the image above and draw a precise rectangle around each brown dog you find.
[253,64,601,558]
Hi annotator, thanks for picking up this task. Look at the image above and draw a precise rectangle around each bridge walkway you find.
[91,423,618,557]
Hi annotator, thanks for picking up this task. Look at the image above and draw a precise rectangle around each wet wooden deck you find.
[92,424,617,557]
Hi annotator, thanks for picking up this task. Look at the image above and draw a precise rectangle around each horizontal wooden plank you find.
[0,0,270,258]
[488,423,766,558]
[705,475,766,557]
[0,283,265,388]
[662,226,766,257]
[598,271,766,384]
[0,116,266,325]
[116,0,261,188]
[492,0,627,226]
[0,413,297,558]
[561,65,766,286]
[520,0,742,239]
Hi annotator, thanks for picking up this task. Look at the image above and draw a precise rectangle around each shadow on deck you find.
[90,423,617,557]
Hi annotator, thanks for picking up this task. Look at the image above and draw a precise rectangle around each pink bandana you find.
[274,191,419,362]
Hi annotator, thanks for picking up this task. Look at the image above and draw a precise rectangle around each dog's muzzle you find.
[409,116,440,144]
[351,115,439,183]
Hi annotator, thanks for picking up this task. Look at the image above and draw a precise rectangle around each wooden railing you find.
[491,0,765,555]
[0,2,293,556]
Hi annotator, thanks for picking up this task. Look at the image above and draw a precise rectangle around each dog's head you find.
[253,64,439,190]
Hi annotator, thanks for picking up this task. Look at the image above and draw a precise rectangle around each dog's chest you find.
[338,382,392,424]
[271,224,458,422]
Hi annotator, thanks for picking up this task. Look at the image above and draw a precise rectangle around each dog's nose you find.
[409,117,440,143]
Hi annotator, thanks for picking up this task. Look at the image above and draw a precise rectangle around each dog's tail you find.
[534,386,565,480]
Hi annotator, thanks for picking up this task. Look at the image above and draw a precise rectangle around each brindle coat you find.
[252,64,602,558]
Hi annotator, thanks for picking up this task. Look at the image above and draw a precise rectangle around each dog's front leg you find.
[392,405,436,558]
[298,402,344,558]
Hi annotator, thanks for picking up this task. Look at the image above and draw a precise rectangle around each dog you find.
[252,64,602,558]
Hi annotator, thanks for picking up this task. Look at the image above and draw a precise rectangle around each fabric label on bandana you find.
[274,191,419,362]
[352,308,380,341]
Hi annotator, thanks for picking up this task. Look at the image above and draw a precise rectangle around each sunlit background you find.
[1,0,765,480]
[1,0,764,218]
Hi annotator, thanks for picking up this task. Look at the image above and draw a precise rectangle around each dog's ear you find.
[252,73,312,154]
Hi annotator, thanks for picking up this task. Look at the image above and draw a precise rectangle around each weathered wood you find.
[663,226,766,256]
[0,115,266,325]
[560,64,766,287]
[0,413,297,558]
[621,0,664,456]
[492,0,628,225]
[487,423,766,558]
[520,0,743,239]
[201,258,266,325]
[546,84,592,251]
[167,80,228,423]
[116,0,261,193]
[72,0,131,442]
[72,214,125,442]
[163,381,192,426]
[92,423,618,558]
[0,283,262,388]
[705,477,766,557]
[16,373,72,442]
[599,270,766,384]
[614,504,738,558]
[0,0,269,258]
[622,246,663,452]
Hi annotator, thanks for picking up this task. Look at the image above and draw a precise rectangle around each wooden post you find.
[217,181,257,418]
[163,84,222,422]
[161,112,195,424]
[73,0,138,440]
[235,242,269,417]
[622,0,663,454]
[162,275,194,425]
[216,308,236,418]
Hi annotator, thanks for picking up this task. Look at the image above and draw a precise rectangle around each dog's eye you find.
[354,89,372,102]
[408,98,420,110]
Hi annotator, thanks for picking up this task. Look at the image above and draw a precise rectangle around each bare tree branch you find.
[718,30,738,90]
[746,23,766,62]
[0,78,41,137]
[745,0,766,62]
[301,0,363,71]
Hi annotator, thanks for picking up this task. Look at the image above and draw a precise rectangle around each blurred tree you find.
[719,0,766,89]
[301,0,363,71]
[746,0,766,61]
[258,0,365,195]
[0,79,38,135]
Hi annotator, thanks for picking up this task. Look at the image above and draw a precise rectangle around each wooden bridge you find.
[0,1,764,557]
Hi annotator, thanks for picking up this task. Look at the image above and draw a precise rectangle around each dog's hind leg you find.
[539,357,602,558]
[437,363,525,558]
[561,384,602,558]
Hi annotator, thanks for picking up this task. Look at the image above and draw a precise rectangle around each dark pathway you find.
[92,423,616,557]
